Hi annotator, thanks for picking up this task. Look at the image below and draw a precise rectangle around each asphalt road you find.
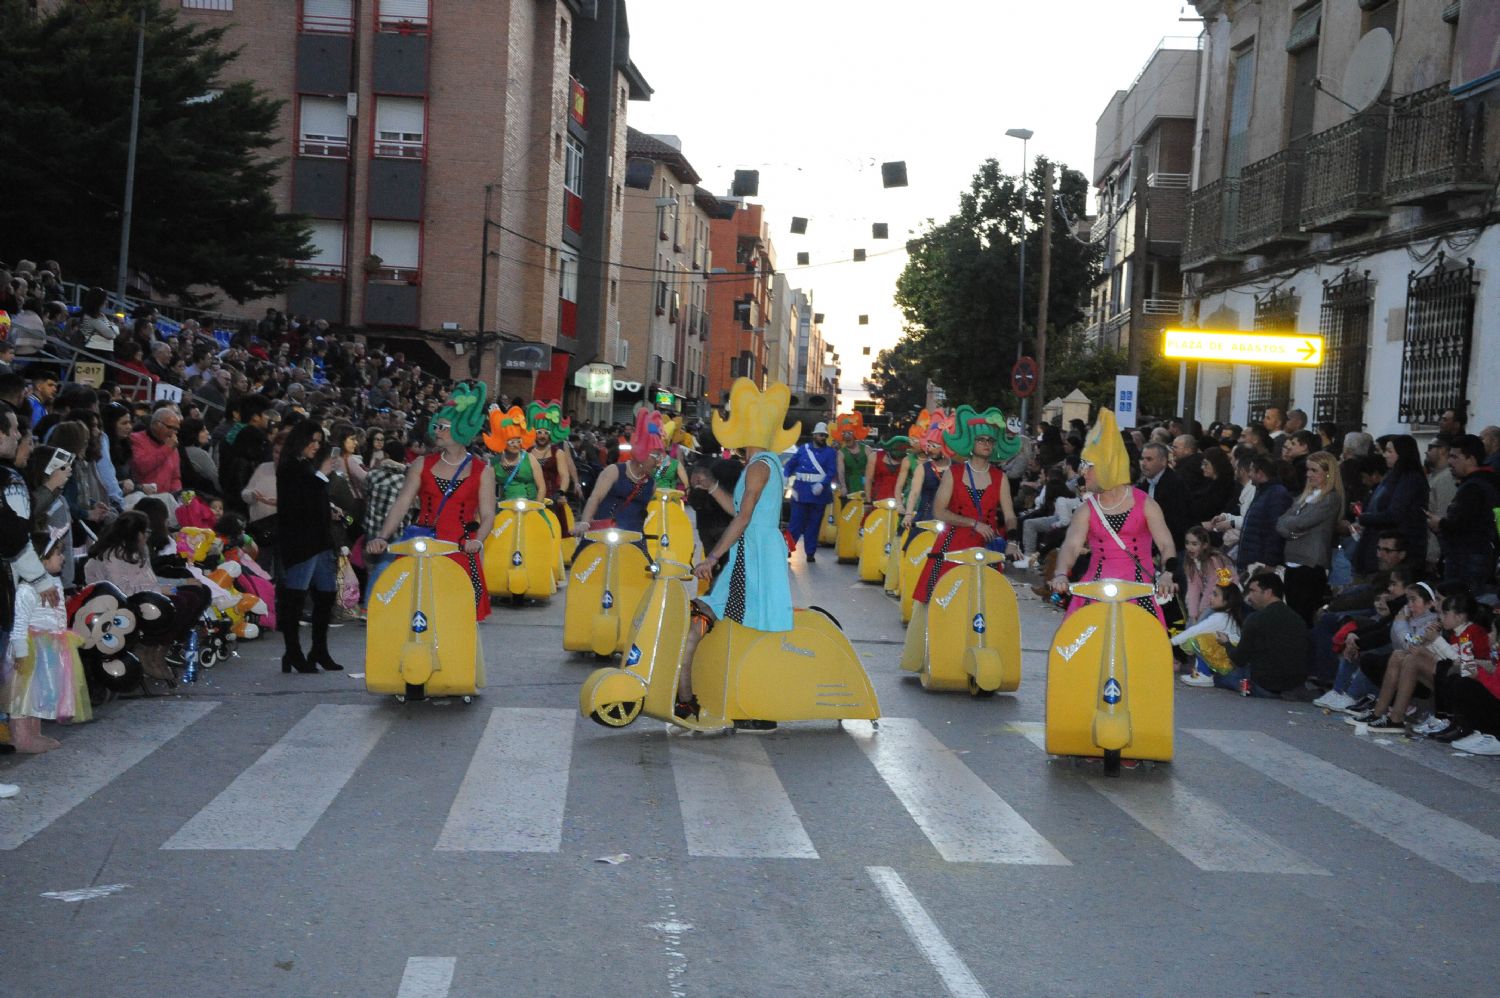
[2,551,1498,997]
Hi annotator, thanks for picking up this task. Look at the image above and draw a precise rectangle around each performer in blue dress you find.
[678,379,799,724]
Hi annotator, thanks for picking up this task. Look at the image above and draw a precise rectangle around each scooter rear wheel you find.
[589,699,644,728]
[967,676,996,698]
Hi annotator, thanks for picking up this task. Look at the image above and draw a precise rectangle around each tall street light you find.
[1005,127,1033,424]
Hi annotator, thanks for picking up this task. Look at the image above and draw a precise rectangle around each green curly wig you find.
[526,400,570,441]
[430,381,488,446]
[943,405,1020,462]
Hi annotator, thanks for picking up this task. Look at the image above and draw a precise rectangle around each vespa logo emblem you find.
[935,578,963,609]
[601,590,615,610]
[511,551,523,567]
[972,613,986,633]
[410,610,429,633]
[625,644,641,666]
[1055,625,1099,662]
[575,556,603,583]
[376,570,410,605]
[661,534,669,547]
[780,638,815,658]
[496,519,513,537]
[1102,677,1123,704]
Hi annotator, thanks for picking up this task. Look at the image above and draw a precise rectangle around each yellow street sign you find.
[1162,329,1324,367]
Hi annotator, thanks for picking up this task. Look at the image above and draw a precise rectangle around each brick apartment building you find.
[173,0,650,401]
[615,129,731,421]
[703,200,775,405]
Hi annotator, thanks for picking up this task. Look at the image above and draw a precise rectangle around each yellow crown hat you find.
[712,378,800,453]
[1081,407,1131,490]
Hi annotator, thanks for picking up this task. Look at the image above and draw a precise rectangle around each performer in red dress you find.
[367,384,497,621]
[911,407,1019,602]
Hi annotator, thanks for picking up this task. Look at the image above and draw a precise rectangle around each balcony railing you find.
[1142,296,1181,315]
[1181,177,1241,271]
[1089,213,1111,243]
[1386,84,1491,205]
[1147,172,1191,189]
[299,134,349,159]
[1236,148,1309,253]
[1301,114,1388,231]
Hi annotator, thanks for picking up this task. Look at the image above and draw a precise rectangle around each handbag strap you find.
[963,463,992,527]
[1087,491,1157,586]
[501,456,524,491]
[426,454,471,526]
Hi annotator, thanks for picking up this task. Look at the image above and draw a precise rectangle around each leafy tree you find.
[862,336,928,418]
[0,0,311,304]
[892,157,1097,412]
[1044,323,1181,423]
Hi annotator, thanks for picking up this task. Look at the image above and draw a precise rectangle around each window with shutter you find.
[374,97,425,158]
[299,97,349,157]
[369,221,421,277]
[302,221,346,275]
[301,0,352,33]
[378,0,429,31]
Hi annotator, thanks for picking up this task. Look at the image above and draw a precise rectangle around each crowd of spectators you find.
[1009,404,1500,755]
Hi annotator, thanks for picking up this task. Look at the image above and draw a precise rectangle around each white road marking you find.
[162,704,388,851]
[1190,729,1500,884]
[436,707,575,852]
[40,883,130,902]
[846,718,1069,865]
[396,957,455,998]
[669,735,817,858]
[0,700,218,850]
[1367,733,1500,796]
[867,866,988,998]
[1008,723,1328,875]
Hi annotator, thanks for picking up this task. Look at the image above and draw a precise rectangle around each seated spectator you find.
[1426,616,1500,753]
[1219,572,1309,697]
[1315,569,1426,712]
[1180,525,1234,624]
[1178,577,1245,687]
[129,408,183,495]
[177,417,220,497]
[1352,592,1489,733]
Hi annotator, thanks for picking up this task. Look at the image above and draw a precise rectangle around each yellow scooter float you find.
[642,488,696,568]
[900,547,1021,696]
[537,500,569,584]
[898,520,941,625]
[483,498,559,600]
[365,538,483,702]
[1045,579,1174,775]
[579,561,880,731]
[835,490,867,563]
[858,499,901,584]
[563,528,652,656]
[819,492,841,546]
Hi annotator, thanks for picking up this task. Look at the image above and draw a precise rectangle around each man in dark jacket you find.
[1428,433,1500,588]
[1236,453,1293,572]
[1222,572,1309,696]
[1139,442,1192,552]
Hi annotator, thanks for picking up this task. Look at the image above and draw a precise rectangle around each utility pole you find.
[1035,161,1054,418]
[1126,144,1148,375]
[475,183,493,380]
[115,5,146,305]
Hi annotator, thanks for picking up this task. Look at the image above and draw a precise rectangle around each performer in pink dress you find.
[1049,408,1177,623]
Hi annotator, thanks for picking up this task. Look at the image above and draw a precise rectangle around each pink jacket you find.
[130,429,181,495]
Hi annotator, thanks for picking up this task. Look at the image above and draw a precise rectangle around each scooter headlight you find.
[1103,582,1118,599]
[413,540,428,554]
[974,550,985,561]
[606,530,620,544]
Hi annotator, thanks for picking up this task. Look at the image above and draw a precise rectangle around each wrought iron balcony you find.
[1181,178,1241,271]
[1235,148,1310,253]
[1386,84,1492,206]
[1301,113,1388,231]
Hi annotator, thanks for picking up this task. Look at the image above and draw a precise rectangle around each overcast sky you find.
[625,1,1198,396]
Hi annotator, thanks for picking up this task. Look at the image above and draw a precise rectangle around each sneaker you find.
[1013,555,1033,570]
[1314,691,1355,711]
[1180,672,1215,688]
[1341,695,1377,716]
[1412,716,1450,737]
[1453,732,1500,756]
[0,783,17,799]
[1344,708,1379,725]
[1365,715,1407,733]
[1434,725,1475,744]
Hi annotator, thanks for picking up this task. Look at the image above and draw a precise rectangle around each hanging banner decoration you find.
[1162,329,1324,367]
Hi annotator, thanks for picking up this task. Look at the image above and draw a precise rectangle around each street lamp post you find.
[115,5,147,305]
[1005,127,1033,425]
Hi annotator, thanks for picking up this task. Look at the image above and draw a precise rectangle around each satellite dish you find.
[1341,28,1393,114]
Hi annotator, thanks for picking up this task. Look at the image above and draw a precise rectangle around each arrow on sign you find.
[1300,340,1317,361]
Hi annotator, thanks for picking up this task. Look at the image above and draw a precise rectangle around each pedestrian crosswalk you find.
[4,701,1500,886]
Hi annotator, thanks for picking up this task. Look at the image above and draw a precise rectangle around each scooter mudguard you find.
[820,494,841,546]
[858,501,899,583]
[1044,598,1173,761]
[539,506,567,584]
[836,491,866,563]
[366,539,481,697]
[556,502,579,565]
[644,491,696,568]
[899,528,937,625]
[563,530,651,654]
[485,500,559,599]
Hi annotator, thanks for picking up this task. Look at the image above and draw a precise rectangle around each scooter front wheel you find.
[967,675,996,698]
[589,699,644,728]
